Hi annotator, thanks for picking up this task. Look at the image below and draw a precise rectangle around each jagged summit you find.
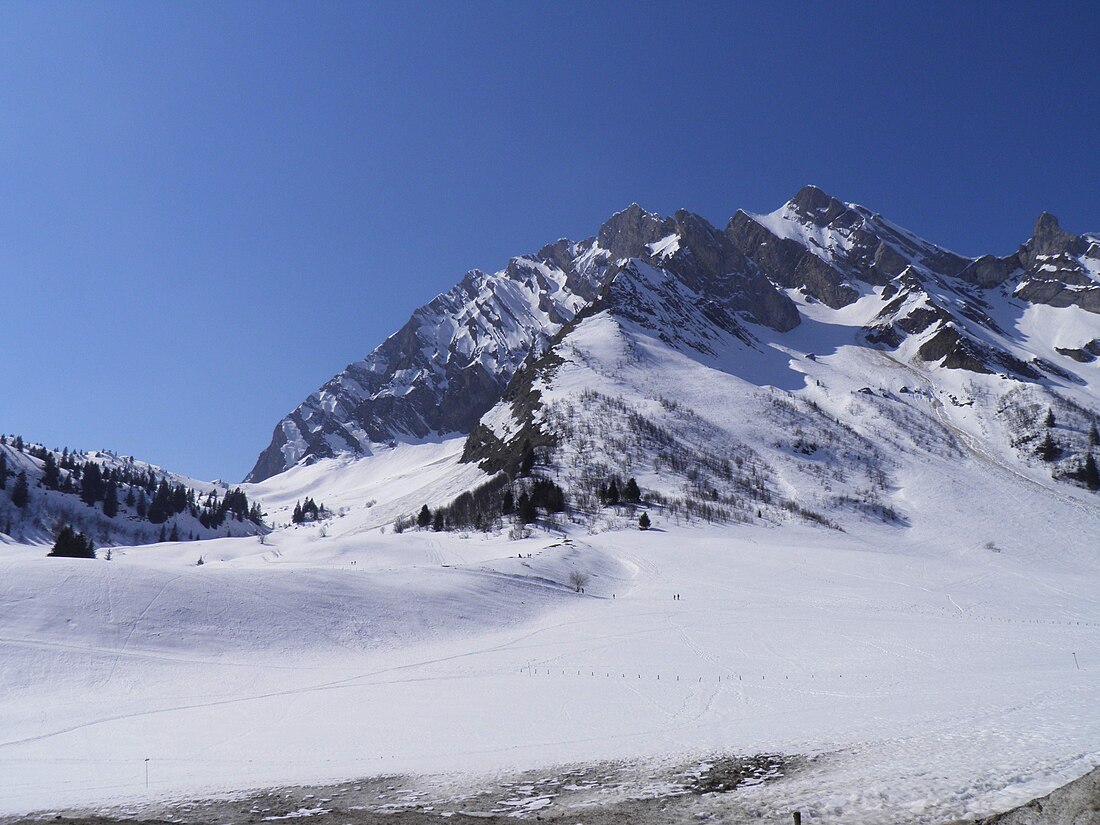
[785,183,853,226]
[1029,211,1088,258]
[246,189,1100,484]
[595,202,665,259]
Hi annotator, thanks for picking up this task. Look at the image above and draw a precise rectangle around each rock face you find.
[246,249,611,483]
[972,763,1100,824]
[726,184,971,308]
[246,188,1099,482]
[246,205,798,482]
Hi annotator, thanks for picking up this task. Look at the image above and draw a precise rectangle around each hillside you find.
[0,436,265,549]
[248,187,1100,542]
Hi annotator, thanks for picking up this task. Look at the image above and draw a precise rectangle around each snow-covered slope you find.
[2,517,1097,822]
[0,437,264,548]
[459,192,1100,539]
[249,187,1100,520]
[246,204,801,482]
[245,240,613,482]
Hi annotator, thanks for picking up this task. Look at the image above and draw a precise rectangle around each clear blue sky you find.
[2,1,1097,481]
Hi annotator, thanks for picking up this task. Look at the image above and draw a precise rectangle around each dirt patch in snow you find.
[7,754,800,825]
[11,758,1099,825]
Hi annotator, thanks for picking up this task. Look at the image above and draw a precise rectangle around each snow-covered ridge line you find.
[248,185,1100,484]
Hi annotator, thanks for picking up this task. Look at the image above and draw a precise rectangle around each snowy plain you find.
[2,439,1098,822]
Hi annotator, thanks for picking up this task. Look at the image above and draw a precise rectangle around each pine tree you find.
[171,484,188,515]
[136,489,147,518]
[48,526,95,559]
[300,497,319,521]
[1084,453,1100,491]
[42,452,60,490]
[638,512,651,530]
[417,504,432,528]
[157,524,167,542]
[80,462,103,506]
[432,509,444,532]
[606,478,620,506]
[125,486,136,508]
[623,477,641,504]
[147,480,171,524]
[501,489,514,516]
[519,439,535,476]
[545,482,565,513]
[169,522,180,542]
[517,492,537,524]
[1044,407,1056,428]
[292,501,304,524]
[0,452,8,489]
[1036,432,1060,462]
[1090,422,1099,447]
[11,471,29,508]
[103,480,119,518]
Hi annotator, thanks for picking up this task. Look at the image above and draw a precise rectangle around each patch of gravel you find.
[11,758,1098,825]
[6,753,800,825]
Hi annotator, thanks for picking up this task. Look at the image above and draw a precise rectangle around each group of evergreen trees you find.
[1032,412,1100,491]
[402,470,651,535]
[48,526,96,559]
[1065,452,1100,491]
[291,497,327,524]
[598,476,642,506]
[0,435,264,534]
[0,451,29,509]
[412,473,568,533]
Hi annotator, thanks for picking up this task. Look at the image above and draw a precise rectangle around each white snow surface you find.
[2,453,1099,821]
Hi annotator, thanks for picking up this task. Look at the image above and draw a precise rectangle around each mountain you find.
[0,435,265,548]
[246,237,612,483]
[245,203,809,483]
[248,187,1100,536]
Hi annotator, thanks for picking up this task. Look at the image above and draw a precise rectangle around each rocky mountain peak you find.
[1028,212,1087,259]
[247,190,1099,484]
[596,203,666,259]
[787,184,851,226]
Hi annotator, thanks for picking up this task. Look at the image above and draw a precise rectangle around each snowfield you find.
[2,485,1098,821]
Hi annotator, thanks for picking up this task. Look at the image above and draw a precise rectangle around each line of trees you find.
[397,467,654,535]
[402,473,569,533]
[291,497,327,524]
[0,437,265,534]
[48,526,95,559]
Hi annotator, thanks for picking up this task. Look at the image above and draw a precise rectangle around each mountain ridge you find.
[246,187,1099,488]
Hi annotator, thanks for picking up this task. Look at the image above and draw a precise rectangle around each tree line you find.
[0,436,266,544]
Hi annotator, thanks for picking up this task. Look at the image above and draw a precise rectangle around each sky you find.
[1,1,1097,482]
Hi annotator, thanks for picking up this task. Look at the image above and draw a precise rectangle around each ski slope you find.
[2,478,1098,822]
